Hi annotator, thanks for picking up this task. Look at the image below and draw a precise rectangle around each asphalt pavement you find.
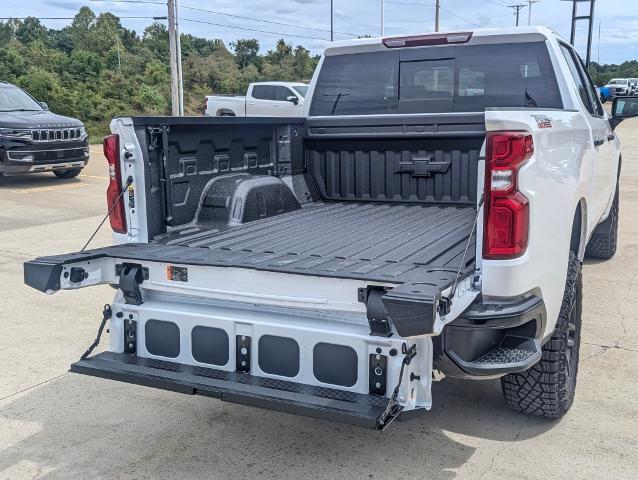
[0,121,637,479]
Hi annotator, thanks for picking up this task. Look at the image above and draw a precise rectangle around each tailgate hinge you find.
[359,287,393,337]
[116,263,149,305]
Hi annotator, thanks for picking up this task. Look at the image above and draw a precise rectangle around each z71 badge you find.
[532,114,553,129]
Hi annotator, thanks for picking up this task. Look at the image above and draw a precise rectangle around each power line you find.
[481,0,511,6]
[89,0,361,37]
[384,1,435,6]
[180,18,329,41]
[526,0,540,25]
[440,7,483,27]
[0,16,166,20]
[179,4,361,37]
[508,3,527,26]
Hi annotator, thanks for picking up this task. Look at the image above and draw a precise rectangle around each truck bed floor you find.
[154,202,476,283]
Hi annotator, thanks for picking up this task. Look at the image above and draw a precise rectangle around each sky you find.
[3,0,638,64]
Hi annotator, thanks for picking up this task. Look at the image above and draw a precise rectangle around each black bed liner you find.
[154,201,476,283]
[24,201,476,296]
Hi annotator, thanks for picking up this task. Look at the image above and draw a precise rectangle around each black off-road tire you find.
[586,185,619,259]
[53,168,82,179]
[501,251,582,418]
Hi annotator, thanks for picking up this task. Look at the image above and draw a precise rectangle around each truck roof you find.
[251,81,308,87]
[324,26,564,56]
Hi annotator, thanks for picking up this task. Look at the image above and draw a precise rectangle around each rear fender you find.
[482,108,589,337]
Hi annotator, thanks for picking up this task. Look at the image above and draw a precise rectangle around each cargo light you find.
[103,134,127,234]
[484,132,533,259]
[382,32,472,48]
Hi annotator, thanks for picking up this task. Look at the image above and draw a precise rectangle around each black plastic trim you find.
[71,352,390,429]
[434,295,546,379]
[23,260,63,292]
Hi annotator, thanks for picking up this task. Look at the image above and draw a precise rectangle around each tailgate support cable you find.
[450,193,484,300]
[376,343,417,429]
[80,305,112,360]
[80,176,133,251]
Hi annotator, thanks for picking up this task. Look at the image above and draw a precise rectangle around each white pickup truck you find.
[205,81,308,117]
[605,78,633,96]
[25,27,638,429]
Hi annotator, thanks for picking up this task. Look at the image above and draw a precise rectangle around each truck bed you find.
[154,201,476,283]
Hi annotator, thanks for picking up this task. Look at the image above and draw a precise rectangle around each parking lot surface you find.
[1,123,637,479]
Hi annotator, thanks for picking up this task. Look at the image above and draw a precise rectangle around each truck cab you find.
[246,82,308,116]
[205,82,308,117]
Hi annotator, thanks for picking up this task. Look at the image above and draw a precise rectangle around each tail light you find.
[483,132,533,259]
[382,32,472,48]
[103,134,127,234]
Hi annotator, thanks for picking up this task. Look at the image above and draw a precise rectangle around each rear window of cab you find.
[310,41,563,116]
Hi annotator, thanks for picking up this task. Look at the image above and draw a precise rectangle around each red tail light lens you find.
[483,132,533,259]
[382,32,472,48]
[103,134,127,234]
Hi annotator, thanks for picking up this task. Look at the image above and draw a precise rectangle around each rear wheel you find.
[585,185,619,259]
[501,251,582,418]
[53,168,82,179]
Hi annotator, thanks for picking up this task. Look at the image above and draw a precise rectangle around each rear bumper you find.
[72,351,393,429]
[433,295,546,379]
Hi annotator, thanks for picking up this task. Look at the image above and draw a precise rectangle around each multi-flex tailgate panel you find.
[72,352,391,429]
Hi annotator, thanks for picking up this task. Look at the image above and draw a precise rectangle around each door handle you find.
[593,138,605,147]
[248,102,255,105]
[607,134,615,141]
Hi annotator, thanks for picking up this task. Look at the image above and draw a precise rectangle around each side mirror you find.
[286,95,299,105]
[610,96,638,129]
[39,101,49,110]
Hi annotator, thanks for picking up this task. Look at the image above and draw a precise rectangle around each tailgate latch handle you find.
[116,263,149,305]
[396,156,451,177]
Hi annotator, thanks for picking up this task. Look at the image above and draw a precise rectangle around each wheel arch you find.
[216,108,236,117]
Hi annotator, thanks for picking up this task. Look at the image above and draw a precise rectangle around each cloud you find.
[3,0,637,63]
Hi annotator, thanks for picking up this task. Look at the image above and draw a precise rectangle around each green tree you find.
[2,6,320,138]
[0,21,15,45]
[69,7,96,50]
[142,22,169,60]
[66,50,103,83]
[134,85,167,113]
[231,39,260,68]
[15,17,47,44]
[16,68,65,110]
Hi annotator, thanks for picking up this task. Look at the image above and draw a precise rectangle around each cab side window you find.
[559,43,594,114]
[275,86,295,102]
[575,55,605,117]
[252,85,275,100]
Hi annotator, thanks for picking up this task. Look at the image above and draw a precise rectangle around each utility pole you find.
[175,0,184,115]
[167,0,180,116]
[527,0,540,25]
[330,0,333,41]
[381,0,384,36]
[509,4,526,26]
[435,0,440,32]
[562,0,596,68]
[597,20,601,65]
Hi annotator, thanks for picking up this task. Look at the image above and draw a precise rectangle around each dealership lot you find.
[1,120,637,479]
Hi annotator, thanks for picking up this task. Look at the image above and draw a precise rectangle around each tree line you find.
[1,7,637,140]
[0,7,319,139]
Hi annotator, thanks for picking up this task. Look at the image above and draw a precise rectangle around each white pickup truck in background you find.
[205,81,308,117]
[25,27,638,430]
